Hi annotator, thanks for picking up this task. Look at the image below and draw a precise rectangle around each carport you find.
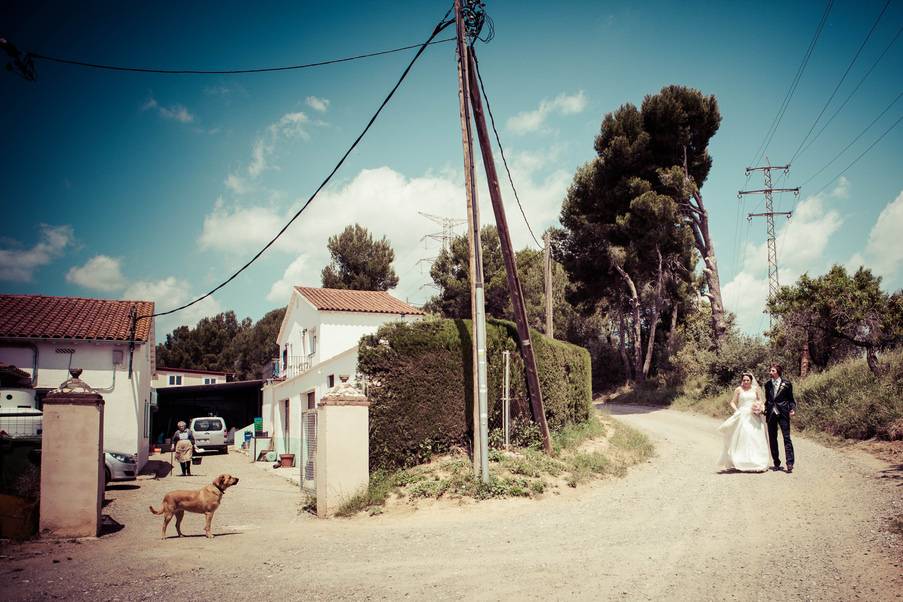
[152,380,264,443]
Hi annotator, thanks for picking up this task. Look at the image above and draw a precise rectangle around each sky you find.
[1,0,902,341]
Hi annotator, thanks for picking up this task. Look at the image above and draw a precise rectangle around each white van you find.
[190,416,228,454]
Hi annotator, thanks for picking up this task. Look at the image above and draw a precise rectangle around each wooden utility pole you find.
[466,45,552,453]
[453,0,490,479]
[543,231,554,339]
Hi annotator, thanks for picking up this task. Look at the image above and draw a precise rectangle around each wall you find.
[0,338,153,468]
[318,311,419,363]
[152,370,226,388]
[261,347,359,460]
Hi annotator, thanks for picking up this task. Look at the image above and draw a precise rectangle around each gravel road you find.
[2,404,900,601]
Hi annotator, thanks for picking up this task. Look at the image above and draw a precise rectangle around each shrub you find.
[794,348,903,440]
[359,317,592,470]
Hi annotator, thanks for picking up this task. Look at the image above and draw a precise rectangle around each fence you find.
[271,355,314,380]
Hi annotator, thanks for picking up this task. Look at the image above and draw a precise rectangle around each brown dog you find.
[149,473,239,539]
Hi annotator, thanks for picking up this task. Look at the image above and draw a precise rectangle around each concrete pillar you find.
[39,370,105,538]
[316,377,369,518]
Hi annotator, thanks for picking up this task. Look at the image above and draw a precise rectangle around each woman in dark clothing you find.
[172,420,195,476]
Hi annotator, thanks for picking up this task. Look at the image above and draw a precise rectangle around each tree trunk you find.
[682,147,728,348]
[641,249,665,379]
[617,309,633,383]
[800,327,811,379]
[865,347,882,377]
[614,265,645,384]
[665,303,679,365]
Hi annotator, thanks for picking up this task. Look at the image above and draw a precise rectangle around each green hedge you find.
[358,317,592,470]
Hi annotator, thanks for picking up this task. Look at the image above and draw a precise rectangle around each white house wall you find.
[316,311,415,362]
[261,347,359,460]
[0,340,153,468]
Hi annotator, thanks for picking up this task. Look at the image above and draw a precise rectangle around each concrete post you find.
[39,370,105,538]
[315,376,369,518]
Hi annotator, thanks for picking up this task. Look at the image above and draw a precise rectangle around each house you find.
[0,294,155,468]
[153,367,232,388]
[261,287,424,468]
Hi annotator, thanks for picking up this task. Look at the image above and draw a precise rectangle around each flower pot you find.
[279,454,295,468]
[191,456,202,466]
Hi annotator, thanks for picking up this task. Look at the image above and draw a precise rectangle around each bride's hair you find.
[740,372,754,383]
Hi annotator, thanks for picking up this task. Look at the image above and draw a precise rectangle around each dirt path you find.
[3,405,901,601]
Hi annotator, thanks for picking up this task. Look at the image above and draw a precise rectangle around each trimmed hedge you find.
[358,317,592,470]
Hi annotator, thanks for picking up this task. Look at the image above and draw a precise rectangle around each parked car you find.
[0,387,42,438]
[104,451,137,485]
[190,416,228,454]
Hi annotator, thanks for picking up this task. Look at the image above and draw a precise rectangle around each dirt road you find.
[3,404,900,601]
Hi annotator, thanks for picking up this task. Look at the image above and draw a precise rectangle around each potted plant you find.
[279,453,295,468]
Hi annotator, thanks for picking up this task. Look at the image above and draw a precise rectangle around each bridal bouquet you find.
[751,402,764,415]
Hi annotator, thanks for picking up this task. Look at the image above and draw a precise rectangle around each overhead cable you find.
[140,9,455,320]
[470,49,543,249]
[810,110,903,197]
[789,0,892,165]
[796,21,903,160]
[749,0,834,166]
[10,36,456,77]
[802,89,903,189]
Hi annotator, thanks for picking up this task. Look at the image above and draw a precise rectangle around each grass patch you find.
[336,414,654,517]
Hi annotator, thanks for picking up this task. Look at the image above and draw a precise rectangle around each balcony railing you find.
[272,354,315,380]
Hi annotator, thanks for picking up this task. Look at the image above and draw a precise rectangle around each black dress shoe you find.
[786,464,793,473]
[770,465,783,471]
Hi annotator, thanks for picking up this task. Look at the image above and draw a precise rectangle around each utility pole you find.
[418,212,467,255]
[543,231,554,339]
[453,0,490,480]
[738,161,800,328]
[466,43,552,453]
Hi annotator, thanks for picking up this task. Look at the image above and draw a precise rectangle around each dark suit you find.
[764,379,795,467]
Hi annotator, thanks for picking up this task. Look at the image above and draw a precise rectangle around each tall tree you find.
[156,311,249,373]
[557,97,698,382]
[768,265,903,376]
[321,224,399,291]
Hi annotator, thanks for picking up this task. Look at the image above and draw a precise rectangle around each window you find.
[309,330,317,354]
[203,377,217,385]
[307,391,316,410]
[327,374,335,388]
[192,419,223,432]
[168,375,182,386]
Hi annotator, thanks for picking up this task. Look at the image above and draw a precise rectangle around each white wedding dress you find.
[717,388,769,472]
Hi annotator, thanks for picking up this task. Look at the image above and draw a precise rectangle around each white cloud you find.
[0,224,74,282]
[305,96,330,112]
[851,189,903,286]
[142,96,195,123]
[123,277,221,338]
[507,91,588,135]
[723,193,844,334]
[201,158,573,307]
[225,173,250,194]
[245,111,315,177]
[65,255,127,292]
[267,256,307,303]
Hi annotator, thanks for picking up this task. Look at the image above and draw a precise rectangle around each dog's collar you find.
[214,482,227,494]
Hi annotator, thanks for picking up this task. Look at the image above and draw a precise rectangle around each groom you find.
[764,363,796,473]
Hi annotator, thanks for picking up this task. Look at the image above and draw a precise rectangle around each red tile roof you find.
[295,287,425,316]
[0,294,154,342]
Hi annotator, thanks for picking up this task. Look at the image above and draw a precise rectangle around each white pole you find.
[503,350,510,450]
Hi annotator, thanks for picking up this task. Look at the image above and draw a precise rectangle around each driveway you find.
[2,406,901,601]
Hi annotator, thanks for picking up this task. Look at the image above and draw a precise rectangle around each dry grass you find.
[335,414,654,517]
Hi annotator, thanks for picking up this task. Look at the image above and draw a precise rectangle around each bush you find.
[794,348,903,440]
[359,317,592,470]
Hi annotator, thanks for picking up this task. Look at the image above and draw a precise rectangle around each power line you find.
[802,89,903,188]
[750,0,834,167]
[470,50,542,249]
[796,21,903,161]
[810,110,903,197]
[140,9,455,320]
[788,0,891,165]
[16,37,456,77]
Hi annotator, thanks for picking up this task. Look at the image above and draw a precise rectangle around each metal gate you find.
[301,410,317,490]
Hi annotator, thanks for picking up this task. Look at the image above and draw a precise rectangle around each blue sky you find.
[1,0,901,339]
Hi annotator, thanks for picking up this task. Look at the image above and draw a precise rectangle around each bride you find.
[717,372,770,472]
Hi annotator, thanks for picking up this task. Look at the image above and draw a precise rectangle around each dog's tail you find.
[149,505,164,515]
